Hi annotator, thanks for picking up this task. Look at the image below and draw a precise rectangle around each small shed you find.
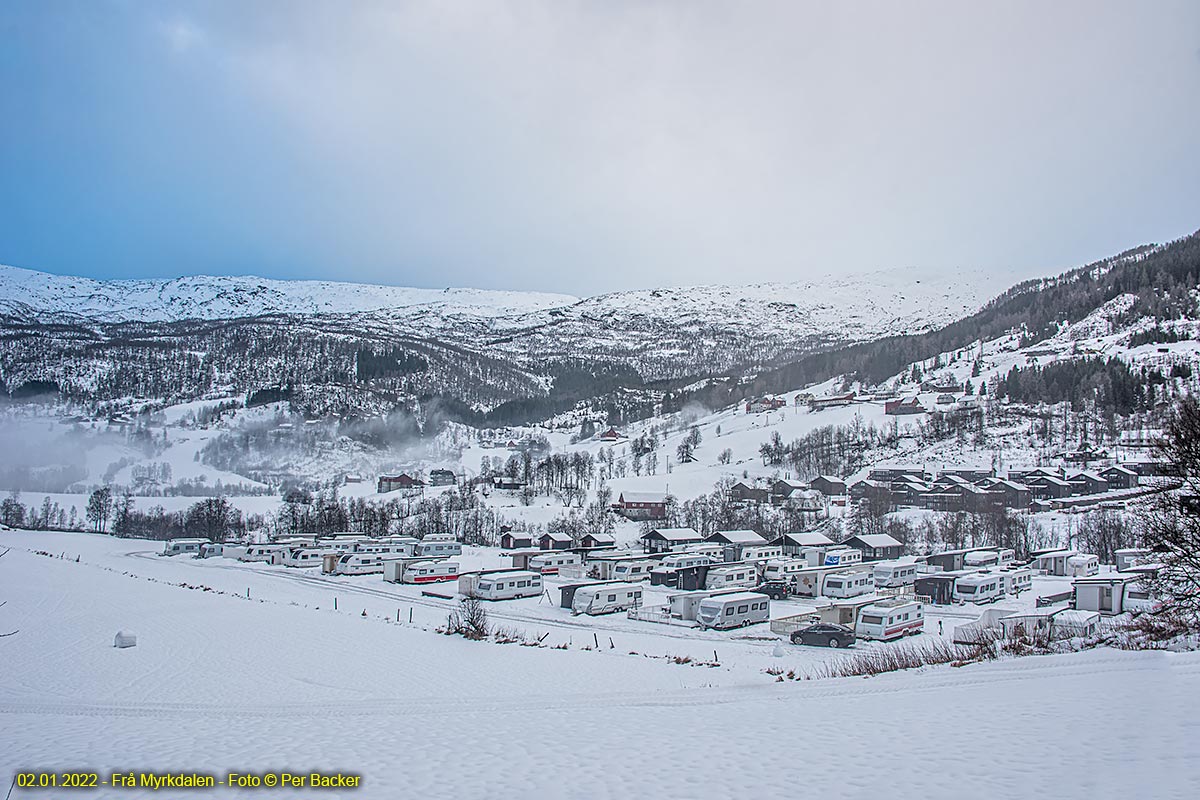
[579,533,616,550]
[537,531,574,551]
[913,573,959,605]
[499,532,534,550]
[639,527,703,554]
[840,533,904,561]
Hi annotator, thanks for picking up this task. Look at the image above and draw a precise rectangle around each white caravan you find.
[401,560,460,584]
[739,545,784,563]
[197,542,242,559]
[683,543,726,560]
[283,548,335,569]
[331,553,390,575]
[822,547,863,567]
[657,553,717,570]
[964,548,1016,568]
[1066,554,1100,577]
[315,538,361,553]
[704,564,759,591]
[821,569,875,599]
[873,561,918,588]
[571,583,643,616]
[762,558,808,583]
[461,571,543,600]
[528,552,581,575]
[240,544,286,564]
[953,573,1005,604]
[416,540,462,559]
[611,558,658,583]
[996,567,1032,596]
[856,598,925,640]
[695,592,771,630]
[422,532,456,543]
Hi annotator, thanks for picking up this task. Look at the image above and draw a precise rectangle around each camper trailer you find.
[996,566,1033,596]
[331,553,390,575]
[527,552,581,575]
[855,598,925,640]
[314,538,363,553]
[197,542,241,559]
[162,538,208,556]
[695,592,770,630]
[401,560,460,584]
[422,532,456,543]
[872,561,918,588]
[611,558,658,583]
[821,569,875,599]
[704,564,759,590]
[762,558,808,583]
[953,573,1004,604]
[460,570,543,601]
[282,547,333,568]
[240,544,286,564]
[682,543,726,560]
[416,540,462,559]
[658,552,717,571]
[571,582,643,616]
[738,545,784,563]
[964,548,1015,568]
[1066,554,1100,578]
[822,547,863,567]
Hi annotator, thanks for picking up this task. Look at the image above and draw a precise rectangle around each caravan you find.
[695,592,770,630]
[996,567,1032,596]
[401,560,460,584]
[331,553,390,575]
[762,558,808,583]
[964,548,1015,568]
[855,598,924,640]
[417,539,462,559]
[460,571,543,600]
[571,583,643,616]
[611,558,658,583]
[953,573,1004,604]
[821,569,875,599]
[704,564,759,590]
[528,552,581,575]
[197,542,241,559]
[739,545,784,563]
[822,547,863,567]
[283,548,333,568]
[240,544,286,564]
[873,561,918,588]
[1066,554,1100,577]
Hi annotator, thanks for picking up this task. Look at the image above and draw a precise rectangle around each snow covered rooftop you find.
[847,533,903,548]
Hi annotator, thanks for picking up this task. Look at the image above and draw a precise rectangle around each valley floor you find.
[1,530,1197,799]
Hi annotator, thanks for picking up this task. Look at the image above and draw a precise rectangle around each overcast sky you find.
[2,1,1198,296]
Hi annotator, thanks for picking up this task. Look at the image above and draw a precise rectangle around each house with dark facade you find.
[377,473,424,494]
[612,491,669,520]
[840,533,904,561]
[729,481,769,505]
[639,527,704,553]
[1098,465,1139,491]
[537,531,574,551]
[809,476,847,496]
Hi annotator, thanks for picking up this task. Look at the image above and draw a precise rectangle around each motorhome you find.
[527,552,581,575]
[822,547,863,567]
[571,582,643,616]
[704,564,759,590]
[240,544,286,564]
[283,547,334,569]
[416,539,462,559]
[953,573,1005,604]
[821,569,875,598]
[401,560,460,584]
[695,592,771,630]
[872,560,918,588]
[460,570,543,601]
[162,538,208,556]
[762,558,808,583]
[855,598,925,640]
[330,553,390,575]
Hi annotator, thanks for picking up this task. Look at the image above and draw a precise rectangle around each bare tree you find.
[1138,396,1200,626]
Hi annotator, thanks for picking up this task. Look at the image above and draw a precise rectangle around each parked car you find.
[790,623,855,648]
[753,580,790,600]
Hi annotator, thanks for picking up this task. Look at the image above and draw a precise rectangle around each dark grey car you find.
[753,581,790,600]
[790,623,855,648]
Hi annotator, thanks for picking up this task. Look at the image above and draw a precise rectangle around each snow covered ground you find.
[2,529,1197,800]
